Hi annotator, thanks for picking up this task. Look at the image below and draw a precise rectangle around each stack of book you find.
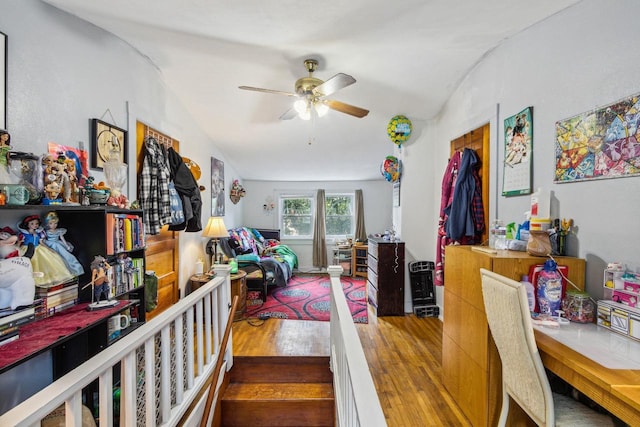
[105,213,145,255]
[112,257,145,296]
[36,278,79,316]
[0,305,36,346]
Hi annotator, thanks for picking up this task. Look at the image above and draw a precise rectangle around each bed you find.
[217,227,298,300]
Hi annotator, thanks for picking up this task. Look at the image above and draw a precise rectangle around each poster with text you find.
[502,106,533,196]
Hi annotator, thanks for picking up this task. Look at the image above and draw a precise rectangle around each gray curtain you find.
[355,189,367,242]
[313,189,327,268]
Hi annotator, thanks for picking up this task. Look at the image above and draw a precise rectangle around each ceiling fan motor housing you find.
[295,76,324,96]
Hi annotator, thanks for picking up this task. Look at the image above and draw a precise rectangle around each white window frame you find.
[325,192,356,239]
[279,193,315,239]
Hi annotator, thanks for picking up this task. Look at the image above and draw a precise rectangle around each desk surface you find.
[534,322,640,425]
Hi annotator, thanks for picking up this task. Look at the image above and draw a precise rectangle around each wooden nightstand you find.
[189,270,247,321]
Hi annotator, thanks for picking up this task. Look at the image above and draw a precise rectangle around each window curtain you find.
[313,189,327,268]
[354,189,367,242]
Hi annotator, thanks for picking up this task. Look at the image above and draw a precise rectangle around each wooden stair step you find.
[230,355,332,383]
[223,382,334,401]
[222,382,334,427]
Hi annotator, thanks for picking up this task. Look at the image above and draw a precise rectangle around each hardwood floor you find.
[232,306,470,426]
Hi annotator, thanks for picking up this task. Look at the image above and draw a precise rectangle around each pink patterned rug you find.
[245,274,368,323]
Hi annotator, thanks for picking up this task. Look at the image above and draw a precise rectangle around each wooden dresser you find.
[367,238,405,316]
[442,245,585,426]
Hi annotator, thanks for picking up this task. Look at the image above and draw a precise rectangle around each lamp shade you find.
[202,216,229,238]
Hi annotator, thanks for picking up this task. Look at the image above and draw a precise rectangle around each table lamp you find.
[202,216,229,265]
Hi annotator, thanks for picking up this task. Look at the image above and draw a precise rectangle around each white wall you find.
[400,0,640,313]
[242,179,392,271]
[0,0,243,295]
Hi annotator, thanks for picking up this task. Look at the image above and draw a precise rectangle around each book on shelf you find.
[0,305,36,327]
[0,313,35,331]
[0,329,19,347]
[0,325,18,337]
[105,213,144,254]
[46,299,76,316]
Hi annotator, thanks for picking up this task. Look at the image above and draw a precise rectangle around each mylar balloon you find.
[380,156,401,182]
[387,115,412,146]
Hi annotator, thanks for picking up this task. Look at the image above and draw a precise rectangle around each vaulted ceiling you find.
[43,0,580,181]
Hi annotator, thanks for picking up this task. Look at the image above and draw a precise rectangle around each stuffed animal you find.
[0,228,35,309]
[107,188,129,209]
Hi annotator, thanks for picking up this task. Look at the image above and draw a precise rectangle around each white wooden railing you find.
[0,264,233,427]
[0,264,387,427]
[328,265,387,427]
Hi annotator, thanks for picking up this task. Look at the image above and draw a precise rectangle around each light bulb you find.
[315,102,329,117]
[299,108,311,121]
[294,99,307,114]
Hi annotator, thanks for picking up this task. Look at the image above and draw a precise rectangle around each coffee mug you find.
[107,314,131,340]
[3,184,30,205]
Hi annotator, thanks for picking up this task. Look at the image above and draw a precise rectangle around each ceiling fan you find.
[239,59,369,120]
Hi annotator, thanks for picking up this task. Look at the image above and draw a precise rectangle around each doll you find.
[17,214,74,286]
[0,130,14,184]
[0,227,36,309]
[42,211,84,276]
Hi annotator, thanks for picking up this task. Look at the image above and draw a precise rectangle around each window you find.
[280,194,314,238]
[279,192,355,239]
[325,194,354,237]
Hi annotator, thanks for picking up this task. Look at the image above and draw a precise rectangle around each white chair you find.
[479,268,614,427]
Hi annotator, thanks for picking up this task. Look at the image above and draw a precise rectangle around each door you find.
[136,121,180,319]
[450,123,490,244]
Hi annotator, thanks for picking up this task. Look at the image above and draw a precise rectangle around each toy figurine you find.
[117,252,138,291]
[0,130,14,185]
[17,214,74,287]
[42,211,84,276]
[83,255,117,309]
[0,129,11,167]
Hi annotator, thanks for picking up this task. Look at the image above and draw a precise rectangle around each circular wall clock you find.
[97,129,122,163]
[91,119,127,170]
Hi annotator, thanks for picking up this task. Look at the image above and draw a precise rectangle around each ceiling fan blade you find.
[279,108,298,120]
[239,86,297,97]
[324,100,369,118]
[312,73,356,97]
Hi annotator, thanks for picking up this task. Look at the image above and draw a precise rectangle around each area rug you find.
[245,274,368,323]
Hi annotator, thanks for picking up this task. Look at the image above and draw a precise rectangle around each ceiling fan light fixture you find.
[315,102,329,117]
[294,99,308,115]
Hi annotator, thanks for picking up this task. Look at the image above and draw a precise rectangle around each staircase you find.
[221,356,335,426]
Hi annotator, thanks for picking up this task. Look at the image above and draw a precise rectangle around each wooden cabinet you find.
[367,238,405,316]
[352,244,368,279]
[442,246,585,426]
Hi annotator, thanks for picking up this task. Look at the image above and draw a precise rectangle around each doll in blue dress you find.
[17,214,74,286]
[42,211,84,276]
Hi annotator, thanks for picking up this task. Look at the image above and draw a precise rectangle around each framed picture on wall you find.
[211,157,225,216]
[502,106,533,196]
[90,118,127,170]
[0,32,7,130]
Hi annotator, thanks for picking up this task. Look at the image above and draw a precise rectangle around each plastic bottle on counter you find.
[521,275,535,312]
[536,259,563,316]
[530,187,550,219]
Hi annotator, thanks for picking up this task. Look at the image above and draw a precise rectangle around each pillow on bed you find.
[237,254,260,262]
